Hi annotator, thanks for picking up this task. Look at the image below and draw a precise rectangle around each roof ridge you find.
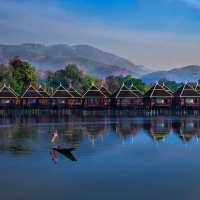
[150,83,173,97]
[52,84,73,97]
[0,84,18,97]
[100,86,112,95]
[83,84,106,97]
[22,84,42,97]
[68,86,81,97]
[116,84,138,98]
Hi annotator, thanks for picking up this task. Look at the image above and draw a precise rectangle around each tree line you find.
[0,58,185,94]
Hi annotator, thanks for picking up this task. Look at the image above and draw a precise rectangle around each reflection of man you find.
[50,129,77,163]
[51,129,58,145]
[50,129,59,164]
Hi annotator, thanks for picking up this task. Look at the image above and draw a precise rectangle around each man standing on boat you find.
[51,129,58,145]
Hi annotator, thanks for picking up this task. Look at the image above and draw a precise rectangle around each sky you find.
[0,0,200,70]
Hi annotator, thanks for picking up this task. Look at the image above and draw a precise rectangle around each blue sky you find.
[0,0,200,70]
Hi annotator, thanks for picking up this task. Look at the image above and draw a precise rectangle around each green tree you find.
[65,64,83,80]
[47,64,83,88]
[9,58,37,94]
[0,64,12,85]
[45,64,101,93]
[80,74,100,92]
[105,76,122,93]
[158,79,182,92]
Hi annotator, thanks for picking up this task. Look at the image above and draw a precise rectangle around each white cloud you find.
[0,0,200,70]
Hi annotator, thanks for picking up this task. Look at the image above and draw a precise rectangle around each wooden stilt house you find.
[38,85,50,108]
[82,84,109,108]
[22,84,43,108]
[129,84,144,106]
[100,85,112,106]
[51,84,73,108]
[195,83,200,93]
[112,83,142,108]
[144,82,173,108]
[174,83,200,109]
[0,84,19,109]
[68,86,82,107]
[162,83,174,95]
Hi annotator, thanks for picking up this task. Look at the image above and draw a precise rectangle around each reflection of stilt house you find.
[82,84,109,108]
[144,82,173,108]
[148,118,172,142]
[83,118,108,144]
[177,119,198,143]
[112,83,140,108]
[51,84,73,108]
[0,84,19,109]
[22,84,43,108]
[115,120,140,139]
[174,83,200,109]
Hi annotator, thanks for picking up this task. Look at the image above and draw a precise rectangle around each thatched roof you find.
[175,83,199,97]
[161,83,174,95]
[68,87,81,98]
[130,84,143,97]
[51,84,72,98]
[195,83,200,93]
[38,86,49,97]
[0,84,18,98]
[22,84,42,98]
[83,84,106,98]
[145,83,173,97]
[113,84,138,98]
[100,86,111,98]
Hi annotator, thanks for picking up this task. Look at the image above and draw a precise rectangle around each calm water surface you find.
[1,112,200,200]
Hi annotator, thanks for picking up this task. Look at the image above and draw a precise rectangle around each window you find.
[1,99,10,104]
[58,99,65,104]
[185,98,194,104]
[156,98,165,104]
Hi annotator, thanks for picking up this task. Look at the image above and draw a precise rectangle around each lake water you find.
[1,111,200,200]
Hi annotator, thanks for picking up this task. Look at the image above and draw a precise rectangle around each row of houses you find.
[0,82,200,109]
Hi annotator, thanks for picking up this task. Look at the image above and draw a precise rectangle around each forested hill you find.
[141,65,200,83]
[0,43,151,78]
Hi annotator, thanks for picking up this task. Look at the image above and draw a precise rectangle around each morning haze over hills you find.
[0,43,200,83]
[0,43,150,78]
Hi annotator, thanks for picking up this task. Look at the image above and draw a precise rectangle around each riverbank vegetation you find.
[0,58,187,94]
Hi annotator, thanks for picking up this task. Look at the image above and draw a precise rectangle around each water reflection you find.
[174,118,200,143]
[53,147,77,162]
[2,114,200,200]
[0,126,37,154]
[1,115,200,156]
[145,118,172,142]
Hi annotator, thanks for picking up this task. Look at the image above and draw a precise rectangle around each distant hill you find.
[141,65,200,83]
[0,43,151,78]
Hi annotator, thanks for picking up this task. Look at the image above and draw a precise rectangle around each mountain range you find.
[0,43,151,78]
[141,65,200,83]
[1,43,200,82]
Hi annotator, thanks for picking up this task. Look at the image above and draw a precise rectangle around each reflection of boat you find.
[53,147,77,162]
